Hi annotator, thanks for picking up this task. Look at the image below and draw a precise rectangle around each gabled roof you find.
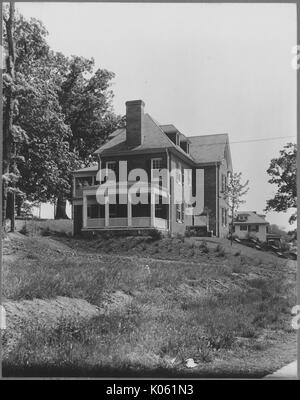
[234,211,269,225]
[93,114,194,162]
[188,133,232,167]
[93,107,232,167]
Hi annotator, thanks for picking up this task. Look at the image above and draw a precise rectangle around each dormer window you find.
[180,141,190,154]
[238,214,248,221]
[165,131,178,145]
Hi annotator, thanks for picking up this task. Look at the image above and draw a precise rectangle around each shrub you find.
[184,229,192,238]
[40,226,51,237]
[206,324,235,350]
[148,229,162,241]
[189,249,195,257]
[199,241,209,253]
[176,233,185,242]
[19,224,29,236]
[141,244,147,251]
[197,339,213,363]
[215,244,225,257]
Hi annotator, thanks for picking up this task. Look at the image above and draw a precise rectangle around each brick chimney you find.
[126,100,145,147]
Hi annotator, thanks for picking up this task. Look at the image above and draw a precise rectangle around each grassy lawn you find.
[2,223,297,378]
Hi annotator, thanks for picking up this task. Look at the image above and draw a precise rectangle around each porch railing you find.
[85,216,167,230]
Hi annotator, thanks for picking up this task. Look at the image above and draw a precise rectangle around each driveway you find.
[264,361,297,379]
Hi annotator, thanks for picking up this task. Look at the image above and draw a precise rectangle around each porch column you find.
[83,194,87,228]
[150,190,156,227]
[105,196,109,227]
[127,192,132,227]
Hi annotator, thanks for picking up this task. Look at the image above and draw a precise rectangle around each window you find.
[155,198,167,219]
[176,203,184,223]
[181,203,185,221]
[151,158,163,170]
[221,174,227,193]
[87,205,104,219]
[75,176,93,189]
[176,203,181,222]
[151,158,164,186]
[249,225,259,232]
[240,225,248,231]
[109,204,127,218]
[104,161,117,183]
[106,161,117,172]
[221,208,227,226]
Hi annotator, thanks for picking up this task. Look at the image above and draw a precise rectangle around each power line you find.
[189,135,296,147]
[230,136,296,145]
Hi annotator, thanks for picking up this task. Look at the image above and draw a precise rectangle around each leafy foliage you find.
[265,143,297,224]
[223,173,249,218]
[223,172,249,244]
[3,7,123,218]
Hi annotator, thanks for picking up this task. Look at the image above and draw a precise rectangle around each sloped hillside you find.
[2,231,296,377]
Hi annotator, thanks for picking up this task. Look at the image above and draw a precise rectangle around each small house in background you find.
[233,211,269,242]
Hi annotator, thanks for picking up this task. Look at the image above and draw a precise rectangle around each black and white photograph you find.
[0,1,298,381]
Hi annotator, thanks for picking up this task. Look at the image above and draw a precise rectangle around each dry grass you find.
[2,231,296,377]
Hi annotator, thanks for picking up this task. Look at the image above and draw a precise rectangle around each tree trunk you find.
[10,192,15,231]
[55,196,69,219]
[230,204,234,246]
[16,195,22,217]
[3,3,16,231]
[2,175,8,227]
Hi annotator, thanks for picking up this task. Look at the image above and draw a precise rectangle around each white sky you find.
[17,2,297,229]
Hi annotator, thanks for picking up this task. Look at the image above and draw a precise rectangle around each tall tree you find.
[223,172,249,245]
[3,8,80,220]
[3,9,123,220]
[2,2,22,231]
[55,55,124,218]
[265,143,297,224]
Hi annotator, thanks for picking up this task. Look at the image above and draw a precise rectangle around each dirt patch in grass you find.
[3,290,133,357]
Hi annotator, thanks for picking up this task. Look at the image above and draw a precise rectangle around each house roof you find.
[93,114,194,162]
[234,211,269,225]
[93,108,232,167]
[188,134,232,167]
